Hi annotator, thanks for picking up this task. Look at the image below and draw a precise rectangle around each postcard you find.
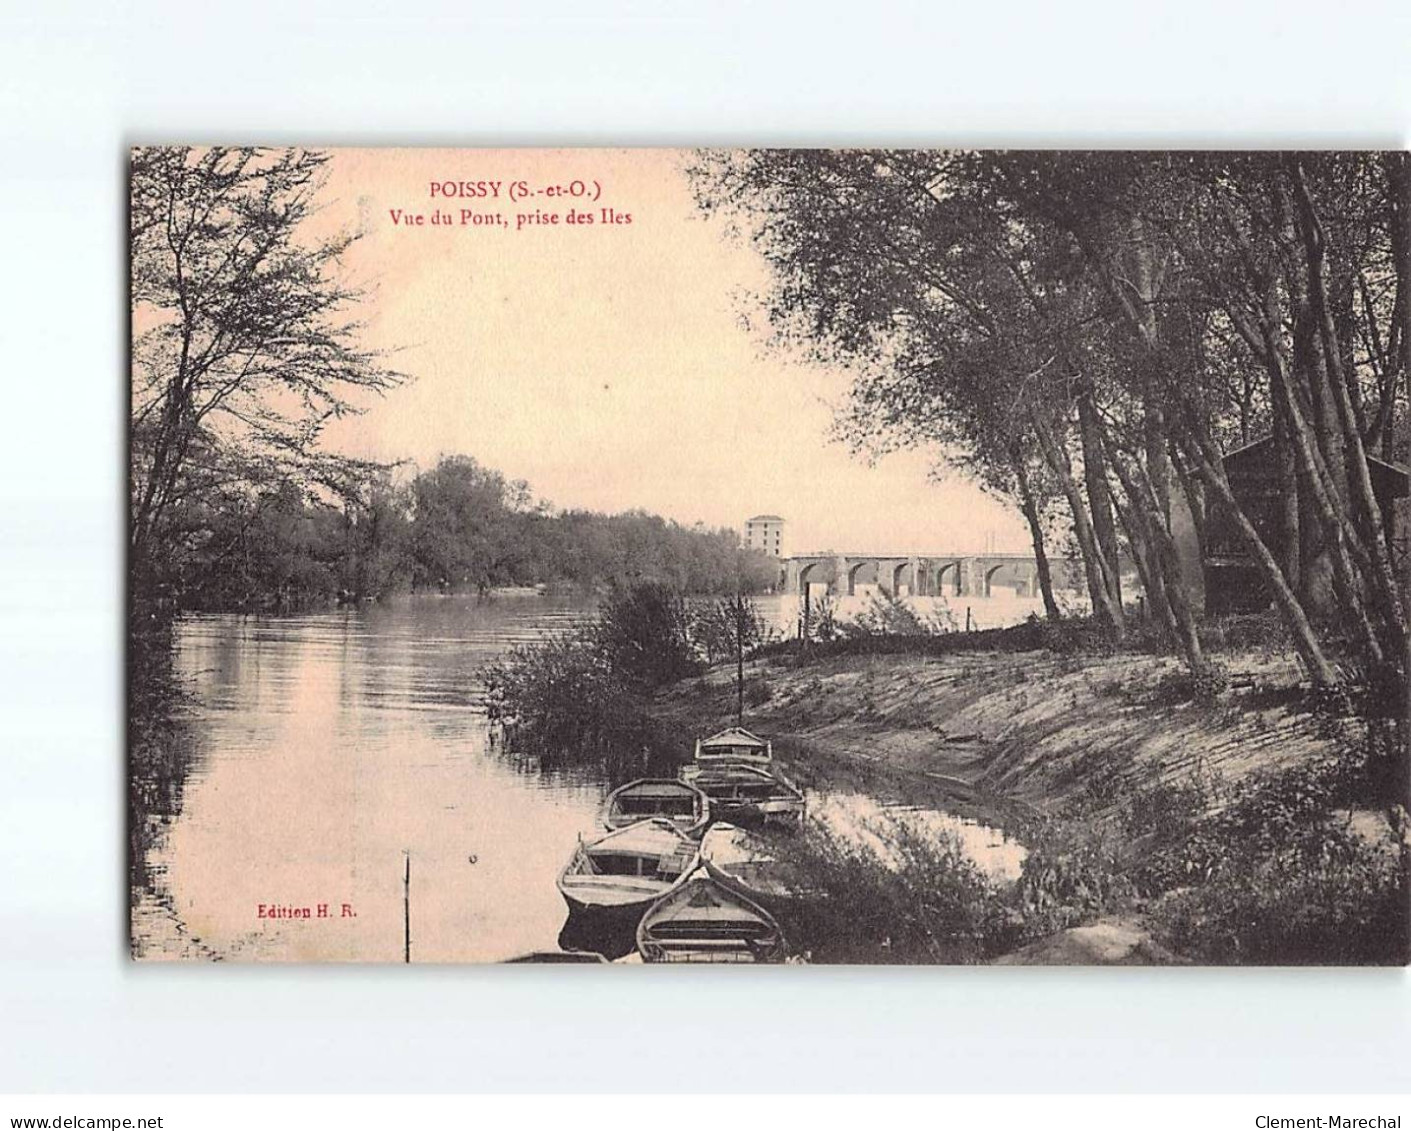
[129,147,1411,964]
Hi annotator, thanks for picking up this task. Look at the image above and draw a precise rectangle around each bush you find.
[754,612,1123,662]
[1122,779,1211,843]
[597,581,700,689]
[743,675,773,707]
[480,581,702,775]
[1012,819,1134,936]
[771,815,1022,963]
[481,629,655,767]
[1153,826,1407,965]
[1144,663,1231,707]
[689,595,776,665]
[1125,738,1410,963]
[838,592,952,638]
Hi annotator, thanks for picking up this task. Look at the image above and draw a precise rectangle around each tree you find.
[689,150,1123,634]
[130,147,404,595]
[689,149,1408,696]
[595,582,699,689]
[409,455,529,592]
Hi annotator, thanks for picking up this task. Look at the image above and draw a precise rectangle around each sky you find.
[314,148,1030,555]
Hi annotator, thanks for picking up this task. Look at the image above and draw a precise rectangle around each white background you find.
[1,0,1409,1095]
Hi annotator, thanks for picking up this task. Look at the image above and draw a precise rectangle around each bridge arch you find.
[891,561,910,596]
[846,559,876,596]
[935,560,962,596]
[983,563,1007,597]
[796,561,823,595]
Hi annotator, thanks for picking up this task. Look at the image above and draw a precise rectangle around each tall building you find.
[744,514,785,558]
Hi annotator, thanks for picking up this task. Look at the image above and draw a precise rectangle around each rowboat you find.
[685,763,805,830]
[557,818,702,921]
[599,778,710,837]
[689,726,773,771]
[636,867,786,963]
[700,821,802,907]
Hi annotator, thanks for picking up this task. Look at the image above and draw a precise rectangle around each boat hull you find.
[698,822,804,914]
[636,870,787,963]
[599,778,711,839]
[685,765,806,831]
[557,873,695,960]
[558,883,675,921]
[503,950,608,964]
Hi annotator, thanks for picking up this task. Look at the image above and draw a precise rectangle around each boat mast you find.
[734,550,744,726]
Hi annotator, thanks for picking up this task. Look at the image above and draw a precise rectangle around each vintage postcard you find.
[128,147,1411,965]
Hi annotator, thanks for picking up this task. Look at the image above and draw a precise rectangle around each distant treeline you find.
[161,454,778,612]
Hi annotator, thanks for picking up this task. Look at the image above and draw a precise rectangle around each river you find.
[133,592,1023,963]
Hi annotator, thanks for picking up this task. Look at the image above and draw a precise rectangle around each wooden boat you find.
[502,950,608,964]
[700,822,802,906]
[636,867,786,963]
[557,818,701,921]
[690,726,773,770]
[685,763,805,830]
[599,778,710,837]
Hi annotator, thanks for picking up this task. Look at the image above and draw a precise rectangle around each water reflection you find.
[133,592,1023,963]
[140,594,604,963]
[810,792,1027,881]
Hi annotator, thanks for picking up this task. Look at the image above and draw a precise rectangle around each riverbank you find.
[652,646,1334,824]
[647,639,1401,964]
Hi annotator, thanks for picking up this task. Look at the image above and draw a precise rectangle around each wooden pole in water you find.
[734,551,745,726]
[736,600,745,726]
[403,851,411,964]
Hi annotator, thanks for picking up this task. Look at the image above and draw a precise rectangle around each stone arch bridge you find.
[782,551,1046,599]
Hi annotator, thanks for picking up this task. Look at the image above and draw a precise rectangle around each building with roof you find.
[1203,435,1410,614]
[744,514,785,558]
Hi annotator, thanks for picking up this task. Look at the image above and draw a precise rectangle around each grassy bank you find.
[647,625,1408,965]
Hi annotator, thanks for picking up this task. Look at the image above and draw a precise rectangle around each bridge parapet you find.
[782,551,1047,598]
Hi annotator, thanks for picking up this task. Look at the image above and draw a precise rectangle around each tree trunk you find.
[1272,385,1302,593]
[1013,452,1062,622]
[1250,300,1385,665]
[1077,387,1122,608]
[1109,471,1177,637]
[1179,415,1340,688]
[1289,158,1407,653]
[1104,432,1209,676]
[1031,410,1125,636]
[1384,150,1411,783]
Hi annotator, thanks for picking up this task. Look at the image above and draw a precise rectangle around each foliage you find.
[757,611,1124,663]
[130,147,405,595]
[772,816,1023,963]
[802,592,840,642]
[1062,731,1411,964]
[162,454,778,612]
[480,628,661,779]
[1152,825,1407,965]
[689,148,1411,698]
[1011,819,1135,936]
[837,591,954,638]
[481,581,726,773]
[1143,663,1232,707]
[689,594,777,665]
[596,582,700,690]
[409,455,532,593]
